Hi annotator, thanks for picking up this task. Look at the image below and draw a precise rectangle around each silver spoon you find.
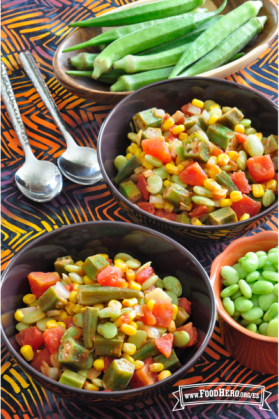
[19,52,102,185]
[1,62,63,203]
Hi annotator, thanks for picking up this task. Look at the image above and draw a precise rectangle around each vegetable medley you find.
[114,99,278,226]
[14,253,197,391]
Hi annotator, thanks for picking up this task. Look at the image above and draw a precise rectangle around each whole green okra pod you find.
[77,285,144,305]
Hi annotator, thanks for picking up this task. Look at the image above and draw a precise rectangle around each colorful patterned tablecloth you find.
[1,0,278,418]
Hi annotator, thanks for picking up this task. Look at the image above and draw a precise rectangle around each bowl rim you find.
[97,76,278,231]
[210,231,278,343]
[1,220,217,396]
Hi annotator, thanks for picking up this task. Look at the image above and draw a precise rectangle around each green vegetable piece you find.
[16,322,30,332]
[258,322,269,335]
[215,171,238,193]
[217,107,244,130]
[173,331,190,347]
[114,155,128,172]
[208,206,237,225]
[163,183,190,208]
[66,69,125,84]
[37,286,62,312]
[141,274,160,291]
[155,278,164,289]
[163,276,182,297]
[82,307,99,349]
[175,211,190,225]
[262,271,278,282]
[133,338,160,360]
[246,323,257,333]
[223,297,235,316]
[246,271,260,282]
[241,307,263,321]
[220,284,239,298]
[127,330,147,349]
[251,281,274,295]
[231,290,243,301]
[204,100,218,112]
[21,309,46,325]
[111,67,174,92]
[232,263,247,279]
[242,252,258,273]
[267,251,278,265]
[154,349,181,371]
[54,256,74,276]
[262,190,276,208]
[258,294,277,312]
[234,297,253,312]
[77,285,143,305]
[267,318,278,337]
[153,166,169,180]
[59,370,86,389]
[97,322,118,340]
[206,123,237,151]
[68,53,98,70]
[73,312,83,328]
[103,358,135,391]
[238,280,252,299]
[94,332,125,357]
[82,255,109,280]
[221,266,239,285]
[175,307,189,327]
[165,291,178,306]
[263,303,278,322]
[133,108,163,131]
[61,327,80,343]
[142,127,162,139]
[183,131,212,163]
[119,180,142,203]
[251,294,259,307]
[58,337,89,370]
[240,318,262,326]
[262,135,278,155]
[114,155,141,184]
[184,116,199,130]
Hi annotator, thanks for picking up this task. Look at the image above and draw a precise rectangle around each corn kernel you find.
[128,281,141,292]
[164,202,175,213]
[172,125,185,135]
[14,310,24,322]
[228,151,239,162]
[168,320,176,333]
[134,360,144,370]
[46,320,58,329]
[143,161,154,170]
[204,178,221,191]
[230,191,243,202]
[179,132,188,141]
[83,275,95,285]
[134,148,142,158]
[154,202,165,210]
[72,284,79,291]
[172,305,178,320]
[158,370,172,381]
[60,310,69,321]
[125,269,136,282]
[206,156,218,169]
[234,124,245,134]
[108,300,122,309]
[23,294,36,305]
[93,304,104,310]
[165,163,179,175]
[126,153,133,160]
[177,164,185,173]
[192,99,204,108]
[123,343,137,356]
[84,382,99,391]
[20,345,34,362]
[122,353,134,363]
[122,298,138,307]
[75,260,84,267]
[191,217,203,226]
[217,153,230,166]
[99,254,109,259]
[208,165,222,179]
[73,304,83,313]
[255,132,262,140]
[150,363,164,372]
[139,151,146,161]
[65,302,76,316]
[94,359,105,371]
[129,321,138,329]
[252,184,265,198]
[266,179,277,191]
[120,324,137,336]
[162,117,175,131]
[92,378,103,388]
[127,143,138,154]
[239,213,250,221]
[220,199,232,207]
[122,281,129,288]
[69,291,78,304]
[113,317,123,328]
[163,180,172,188]
[212,188,227,200]
[57,322,66,329]
[208,114,219,125]
[114,259,127,273]
[147,299,155,312]
[210,104,221,110]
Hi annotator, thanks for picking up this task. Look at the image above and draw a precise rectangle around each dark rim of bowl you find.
[1,220,216,397]
[97,77,278,231]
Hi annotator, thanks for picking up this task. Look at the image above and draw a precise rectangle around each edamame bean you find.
[245,134,264,157]
[262,190,276,207]
[192,196,215,207]
[165,291,178,306]
[246,271,260,283]
[241,307,263,321]
[251,294,259,307]
[171,175,187,188]
[240,318,262,327]
[153,166,168,180]
[242,252,258,273]
[97,322,117,339]
[73,313,83,328]
[251,280,274,295]
[126,259,141,269]
[263,263,277,273]
[193,186,213,198]
[268,248,278,255]
[246,323,257,333]
[238,280,252,299]
[173,331,190,347]
[114,155,127,171]
[267,318,278,337]
[155,278,164,289]
[256,251,267,257]
[220,284,239,298]
[231,290,243,301]
[263,303,278,322]
[273,284,278,296]
[258,293,277,312]
[141,274,159,291]
[262,271,278,282]
[240,118,251,128]
[221,266,239,285]
[234,297,253,312]
[245,127,257,135]
[147,175,163,194]
[232,263,247,279]
[238,256,245,264]
[114,253,133,261]
[222,297,235,316]
[163,276,182,297]
[145,154,163,167]
[258,322,269,336]
[257,255,268,269]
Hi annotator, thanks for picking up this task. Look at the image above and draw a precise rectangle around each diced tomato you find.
[43,327,65,355]
[97,266,125,287]
[155,333,173,358]
[142,138,172,164]
[247,155,275,183]
[31,348,51,372]
[120,313,131,324]
[153,300,174,327]
[104,356,116,373]
[235,133,247,143]
[142,305,156,325]
[176,322,198,347]
[106,259,113,264]
[65,283,75,292]
[28,272,60,298]
[154,209,165,218]
[231,172,251,194]
[189,204,208,218]
[16,326,44,351]
[178,297,192,315]
[137,202,155,215]
[231,194,261,219]
[209,142,223,157]
[179,162,207,186]
[129,357,158,388]
[165,132,177,142]
[137,174,149,201]
[181,103,201,116]
[136,266,154,285]
[163,212,177,221]
[64,317,74,328]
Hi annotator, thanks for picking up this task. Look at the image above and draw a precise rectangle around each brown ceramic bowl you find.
[53,0,278,104]
[1,221,216,405]
[210,231,278,374]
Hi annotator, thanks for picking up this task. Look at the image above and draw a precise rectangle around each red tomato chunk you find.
[43,327,65,355]
[181,103,201,116]
[97,266,125,287]
[176,322,198,347]
[136,267,154,285]
[153,300,174,327]
[137,202,155,215]
[31,347,51,372]
[155,333,173,358]
[28,272,60,298]
[142,139,172,164]
[142,305,156,325]
[178,297,192,315]
[137,174,149,201]
[232,194,261,219]
[179,162,207,186]
[247,155,275,183]
[230,172,251,194]
[129,357,158,388]
[16,326,44,351]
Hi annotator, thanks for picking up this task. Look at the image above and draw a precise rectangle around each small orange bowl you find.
[210,231,278,374]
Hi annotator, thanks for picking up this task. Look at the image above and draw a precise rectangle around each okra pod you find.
[110,67,174,92]
[54,256,74,276]
[179,17,266,77]
[215,172,238,193]
[93,5,226,78]
[133,338,160,360]
[154,349,181,371]
[114,155,141,184]
[82,255,109,280]
[58,337,89,370]
[208,206,238,225]
[206,123,237,151]
[37,286,65,312]
[82,307,99,349]
[170,0,263,77]
[77,285,143,305]
[66,69,126,85]
[94,332,124,357]
[68,53,98,70]
[61,327,80,342]
[69,0,206,27]
[103,359,135,391]
[59,370,86,389]
[175,307,189,327]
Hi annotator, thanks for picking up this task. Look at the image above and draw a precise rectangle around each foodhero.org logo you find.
[172,383,272,411]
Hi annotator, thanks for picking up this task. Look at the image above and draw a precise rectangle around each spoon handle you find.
[1,62,33,155]
[19,51,76,147]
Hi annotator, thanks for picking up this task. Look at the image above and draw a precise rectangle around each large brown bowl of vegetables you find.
[1,221,216,405]
[97,77,278,245]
